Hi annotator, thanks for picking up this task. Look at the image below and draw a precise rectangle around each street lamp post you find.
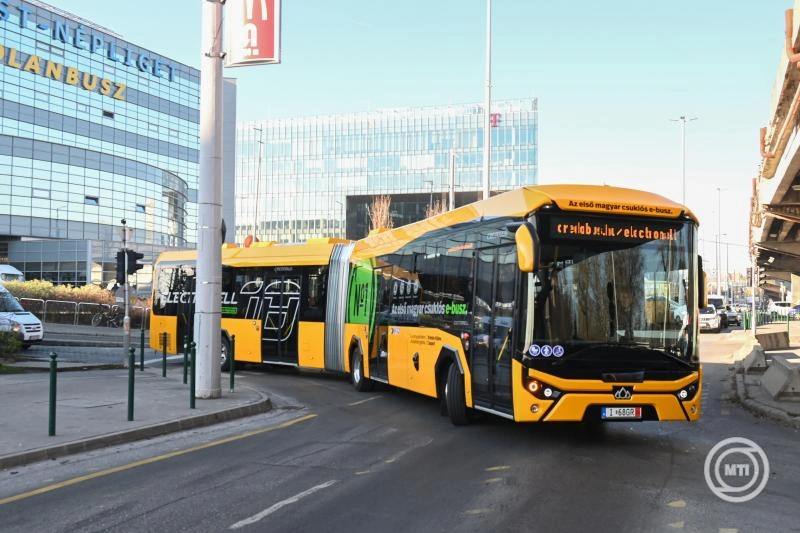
[424,180,434,210]
[716,187,724,296]
[334,200,344,238]
[482,0,492,200]
[252,127,264,239]
[51,204,67,238]
[671,115,698,205]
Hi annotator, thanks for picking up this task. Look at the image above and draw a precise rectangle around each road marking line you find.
[668,521,685,529]
[0,413,317,506]
[229,480,337,529]
[485,465,510,472]
[465,508,491,515]
[348,396,380,406]
[485,477,502,484]
[667,499,686,508]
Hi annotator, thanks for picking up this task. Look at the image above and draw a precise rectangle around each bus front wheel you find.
[221,336,231,372]
[445,363,471,426]
[350,349,373,392]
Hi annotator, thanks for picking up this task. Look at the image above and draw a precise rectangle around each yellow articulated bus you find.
[343,184,704,424]
[151,184,704,425]
[150,238,354,372]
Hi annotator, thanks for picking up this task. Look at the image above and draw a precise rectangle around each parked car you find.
[725,305,741,326]
[699,305,721,333]
[707,295,728,328]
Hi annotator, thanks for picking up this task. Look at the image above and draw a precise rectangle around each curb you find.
[732,371,800,430]
[1,363,126,373]
[0,391,272,470]
[39,340,123,348]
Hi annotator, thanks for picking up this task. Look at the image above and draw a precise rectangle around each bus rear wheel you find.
[221,336,231,372]
[350,349,373,392]
[445,363,471,426]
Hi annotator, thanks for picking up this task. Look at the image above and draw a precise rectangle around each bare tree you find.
[368,195,393,234]
[425,198,448,219]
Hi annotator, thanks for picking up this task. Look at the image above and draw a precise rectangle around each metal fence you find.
[742,311,794,329]
[18,298,150,329]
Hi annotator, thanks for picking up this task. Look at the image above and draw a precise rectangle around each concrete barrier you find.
[738,342,768,373]
[755,331,790,350]
[760,354,800,400]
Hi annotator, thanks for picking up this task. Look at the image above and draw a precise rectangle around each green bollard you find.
[140,326,145,371]
[128,346,135,421]
[162,332,167,378]
[230,335,236,393]
[183,335,189,385]
[48,352,57,436]
[190,341,196,409]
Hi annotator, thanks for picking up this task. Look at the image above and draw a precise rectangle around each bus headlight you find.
[676,382,699,401]
[524,377,561,400]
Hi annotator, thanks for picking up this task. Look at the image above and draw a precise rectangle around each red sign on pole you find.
[225,0,281,67]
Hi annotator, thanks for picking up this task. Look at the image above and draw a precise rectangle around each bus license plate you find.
[602,407,642,419]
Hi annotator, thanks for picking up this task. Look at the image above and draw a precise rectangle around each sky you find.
[52,0,790,272]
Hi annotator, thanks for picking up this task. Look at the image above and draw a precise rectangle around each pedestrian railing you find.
[17,297,150,329]
[742,311,795,329]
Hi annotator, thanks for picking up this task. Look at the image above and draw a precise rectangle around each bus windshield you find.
[523,214,697,377]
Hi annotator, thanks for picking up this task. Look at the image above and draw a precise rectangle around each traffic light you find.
[126,249,145,275]
[758,267,767,286]
[115,250,126,282]
[746,267,752,281]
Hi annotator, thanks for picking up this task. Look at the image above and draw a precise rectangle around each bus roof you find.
[353,184,697,259]
[154,238,351,268]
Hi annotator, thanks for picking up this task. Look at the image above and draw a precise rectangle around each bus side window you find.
[302,271,325,321]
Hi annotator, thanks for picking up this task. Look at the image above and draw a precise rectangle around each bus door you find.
[261,273,302,365]
[470,246,515,414]
[175,264,195,348]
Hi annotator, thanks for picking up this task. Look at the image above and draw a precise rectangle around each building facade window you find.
[235,99,539,243]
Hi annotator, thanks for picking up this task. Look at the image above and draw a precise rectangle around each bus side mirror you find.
[515,222,539,273]
[698,255,707,308]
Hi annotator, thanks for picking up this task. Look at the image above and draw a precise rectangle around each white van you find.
[0,264,24,282]
[0,285,44,348]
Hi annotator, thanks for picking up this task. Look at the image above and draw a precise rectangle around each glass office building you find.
[236,98,538,242]
[0,0,202,291]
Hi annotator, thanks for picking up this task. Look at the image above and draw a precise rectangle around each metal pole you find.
[190,341,196,409]
[127,346,135,421]
[122,220,130,365]
[449,149,456,210]
[751,256,757,336]
[183,334,189,385]
[716,188,721,295]
[139,324,145,371]
[48,352,57,436]
[681,117,686,205]
[725,242,730,302]
[482,0,492,200]
[162,332,167,377]
[195,0,223,399]
[230,334,236,393]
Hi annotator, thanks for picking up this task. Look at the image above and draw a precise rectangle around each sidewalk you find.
[38,322,146,348]
[731,321,800,429]
[0,362,270,470]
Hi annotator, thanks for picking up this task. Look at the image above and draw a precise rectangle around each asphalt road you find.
[1,332,798,533]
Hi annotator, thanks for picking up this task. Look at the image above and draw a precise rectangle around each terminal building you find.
[0,0,235,294]
[235,99,538,243]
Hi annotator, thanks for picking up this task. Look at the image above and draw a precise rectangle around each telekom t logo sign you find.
[490,113,501,127]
